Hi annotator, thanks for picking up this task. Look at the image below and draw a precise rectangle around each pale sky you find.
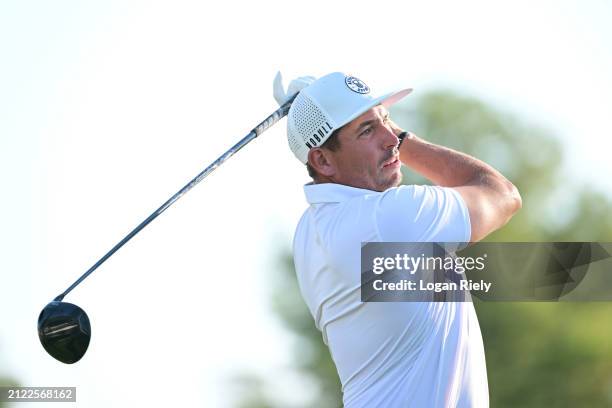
[1,0,611,406]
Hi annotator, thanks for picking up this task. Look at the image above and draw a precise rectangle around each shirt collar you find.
[304,182,378,204]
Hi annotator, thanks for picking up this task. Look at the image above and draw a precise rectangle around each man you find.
[273,72,521,407]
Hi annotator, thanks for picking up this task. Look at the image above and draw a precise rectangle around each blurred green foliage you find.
[0,377,20,408]
[234,90,612,407]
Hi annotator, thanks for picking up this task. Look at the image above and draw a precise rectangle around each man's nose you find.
[380,125,399,149]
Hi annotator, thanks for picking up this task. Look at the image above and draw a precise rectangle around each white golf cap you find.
[284,72,412,164]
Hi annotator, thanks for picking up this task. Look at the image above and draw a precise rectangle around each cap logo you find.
[345,76,370,94]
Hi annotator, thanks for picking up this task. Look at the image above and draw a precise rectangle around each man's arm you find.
[396,131,522,243]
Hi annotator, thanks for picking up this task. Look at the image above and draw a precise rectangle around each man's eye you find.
[360,127,373,136]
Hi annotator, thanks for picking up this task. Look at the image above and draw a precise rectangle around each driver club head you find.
[38,301,91,364]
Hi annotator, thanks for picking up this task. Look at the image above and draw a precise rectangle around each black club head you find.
[38,301,91,364]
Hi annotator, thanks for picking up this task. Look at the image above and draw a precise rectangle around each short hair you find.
[306,127,342,178]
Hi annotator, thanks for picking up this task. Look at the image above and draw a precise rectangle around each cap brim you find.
[380,88,413,107]
[337,87,413,129]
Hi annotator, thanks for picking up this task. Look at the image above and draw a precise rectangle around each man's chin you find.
[391,168,403,185]
[378,171,403,191]
[394,169,403,186]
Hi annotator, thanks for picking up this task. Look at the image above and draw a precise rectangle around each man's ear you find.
[308,148,336,178]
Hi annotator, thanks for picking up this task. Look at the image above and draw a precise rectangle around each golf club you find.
[38,94,297,364]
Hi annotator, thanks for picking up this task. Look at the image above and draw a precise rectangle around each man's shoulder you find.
[294,183,466,242]
[376,184,471,243]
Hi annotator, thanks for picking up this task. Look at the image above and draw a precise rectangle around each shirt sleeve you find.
[375,185,471,243]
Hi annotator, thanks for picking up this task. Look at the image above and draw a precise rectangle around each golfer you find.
[273,72,521,407]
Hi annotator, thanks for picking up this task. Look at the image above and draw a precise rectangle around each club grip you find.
[252,93,297,136]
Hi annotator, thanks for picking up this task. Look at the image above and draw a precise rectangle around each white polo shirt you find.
[292,183,488,407]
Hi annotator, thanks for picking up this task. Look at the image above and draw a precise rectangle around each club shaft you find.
[54,95,296,302]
